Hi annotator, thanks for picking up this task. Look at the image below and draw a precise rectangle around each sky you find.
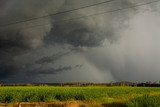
[0,0,160,83]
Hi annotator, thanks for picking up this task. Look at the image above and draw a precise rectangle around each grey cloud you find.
[0,32,30,52]
[0,0,59,79]
[1,0,159,83]
[35,51,71,64]
[38,66,79,74]
[0,0,135,82]
[0,64,15,79]
[44,20,106,47]
[28,65,82,75]
[44,0,135,47]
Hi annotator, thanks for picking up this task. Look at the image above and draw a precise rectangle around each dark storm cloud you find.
[1,0,159,83]
[0,64,15,79]
[0,31,31,52]
[0,51,22,79]
[0,0,135,81]
[25,65,82,77]
[35,51,71,64]
[44,20,107,47]
[44,0,135,47]
[34,65,81,75]
[38,66,73,74]
[0,0,58,80]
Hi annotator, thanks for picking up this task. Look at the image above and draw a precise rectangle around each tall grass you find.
[126,95,160,107]
[0,86,159,103]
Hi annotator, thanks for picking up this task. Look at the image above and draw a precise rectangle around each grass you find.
[126,95,160,107]
[0,86,160,106]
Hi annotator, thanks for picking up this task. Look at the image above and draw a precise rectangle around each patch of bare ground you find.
[0,101,128,107]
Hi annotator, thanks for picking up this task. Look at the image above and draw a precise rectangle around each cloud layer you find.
[0,0,160,83]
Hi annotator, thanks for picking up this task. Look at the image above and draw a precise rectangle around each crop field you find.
[0,86,160,107]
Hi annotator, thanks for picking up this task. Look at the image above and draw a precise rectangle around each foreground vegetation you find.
[0,86,160,106]
[126,95,160,107]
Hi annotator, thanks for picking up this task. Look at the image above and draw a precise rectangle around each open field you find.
[0,86,160,107]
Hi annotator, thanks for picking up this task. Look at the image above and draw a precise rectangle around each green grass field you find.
[0,86,160,107]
